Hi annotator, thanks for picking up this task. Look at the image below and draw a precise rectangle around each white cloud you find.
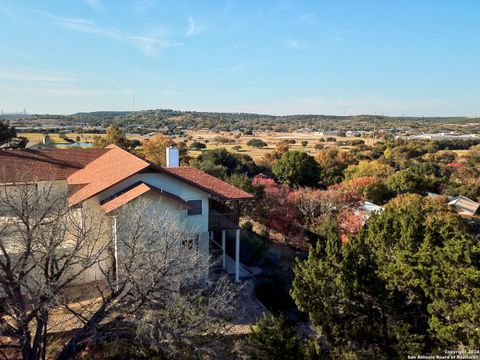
[185,16,207,36]
[285,38,305,49]
[42,12,182,55]
[186,16,196,36]
[128,35,182,55]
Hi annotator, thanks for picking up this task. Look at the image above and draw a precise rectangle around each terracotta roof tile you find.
[101,182,150,213]
[0,148,108,183]
[68,145,150,205]
[161,166,254,200]
[101,181,192,214]
[0,146,254,204]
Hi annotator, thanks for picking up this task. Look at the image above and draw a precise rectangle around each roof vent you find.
[166,146,179,168]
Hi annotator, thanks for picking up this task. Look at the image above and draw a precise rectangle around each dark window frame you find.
[187,199,202,216]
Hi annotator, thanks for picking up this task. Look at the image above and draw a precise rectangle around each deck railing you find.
[208,209,239,230]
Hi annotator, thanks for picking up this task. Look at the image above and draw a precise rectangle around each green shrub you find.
[243,314,304,360]
[247,138,268,148]
[189,141,206,149]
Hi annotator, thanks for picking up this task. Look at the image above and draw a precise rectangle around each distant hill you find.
[68,109,479,134]
[5,109,480,134]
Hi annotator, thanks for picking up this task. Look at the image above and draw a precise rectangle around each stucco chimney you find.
[166,146,179,167]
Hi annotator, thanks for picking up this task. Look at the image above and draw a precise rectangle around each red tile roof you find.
[101,182,151,214]
[68,145,150,205]
[101,181,192,214]
[0,148,108,183]
[161,166,255,200]
[0,145,254,203]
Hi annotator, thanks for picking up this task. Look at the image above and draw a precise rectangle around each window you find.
[182,234,199,249]
[187,200,202,216]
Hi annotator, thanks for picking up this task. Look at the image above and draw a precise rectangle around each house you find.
[0,145,254,283]
[345,130,361,137]
[448,195,479,217]
[25,135,57,150]
[339,201,383,243]
[360,201,384,216]
[427,192,479,217]
[26,142,57,150]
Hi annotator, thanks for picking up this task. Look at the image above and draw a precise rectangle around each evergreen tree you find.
[292,194,480,357]
[247,138,268,148]
[385,168,424,194]
[273,151,320,188]
[363,195,480,348]
[243,314,304,360]
[0,120,17,143]
[193,148,257,179]
[93,125,131,149]
[291,225,413,358]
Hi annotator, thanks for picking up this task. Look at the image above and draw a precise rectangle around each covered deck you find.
[208,199,247,282]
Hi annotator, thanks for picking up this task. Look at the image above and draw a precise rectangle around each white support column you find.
[222,230,226,270]
[235,228,240,283]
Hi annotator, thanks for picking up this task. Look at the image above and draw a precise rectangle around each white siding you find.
[96,172,211,257]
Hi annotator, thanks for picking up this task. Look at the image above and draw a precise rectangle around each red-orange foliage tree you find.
[252,176,299,237]
[329,176,391,204]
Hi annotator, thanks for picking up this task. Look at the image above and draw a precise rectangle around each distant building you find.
[448,195,479,217]
[360,201,384,216]
[346,130,361,137]
[26,142,56,150]
[339,201,383,244]
[315,130,339,136]
[427,192,479,217]
[396,133,479,141]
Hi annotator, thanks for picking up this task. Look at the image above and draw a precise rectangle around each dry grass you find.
[20,130,370,160]
[21,132,147,145]
[452,149,471,157]
[21,132,99,144]
[187,130,370,159]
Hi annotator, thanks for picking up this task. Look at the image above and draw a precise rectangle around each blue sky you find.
[0,0,479,116]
